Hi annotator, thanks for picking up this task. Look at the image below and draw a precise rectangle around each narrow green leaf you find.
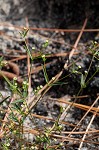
[19,29,29,38]
[9,112,19,123]
[23,29,29,38]
[23,44,33,60]
[11,99,24,104]
[42,65,49,83]
[1,73,13,87]
[81,74,86,88]
[0,56,3,62]
[51,82,68,86]
[0,96,10,105]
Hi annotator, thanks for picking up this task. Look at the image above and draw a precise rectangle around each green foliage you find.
[0,28,98,149]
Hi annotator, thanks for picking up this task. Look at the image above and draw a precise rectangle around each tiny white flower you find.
[13,77,17,80]
[32,47,35,50]
[78,65,81,69]
[23,27,27,30]
[60,142,63,146]
[40,85,43,89]
[59,125,62,129]
[6,143,10,146]
[21,104,24,108]
[42,54,45,58]
[45,39,49,43]
[52,77,55,80]
[34,89,37,92]
[37,86,40,90]
[85,70,88,74]
[14,83,17,86]
[94,41,97,44]
[74,70,78,73]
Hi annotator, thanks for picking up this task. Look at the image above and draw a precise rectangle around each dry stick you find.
[6,61,20,76]
[49,97,99,117]
[0,53,25,58]
[86,134,99,141]
[78,105,99,150]
[29,28,99,33]
[66,96,99,141]
[0,50,91,63]
[30,113,77,128]
[51,134,99,145]
[0,71,23,84]
[9,55,27,62]
[64,18,87,69]
[57,100,99,121]
[69,18,88,60]
[6,49,26,54]
[71,95,89,99]
[57,98,99,115]
[9,51,79,62]
[62,130,99,135]
[24,127,99,135]
[25,17,32,103]
[0,22,99,32]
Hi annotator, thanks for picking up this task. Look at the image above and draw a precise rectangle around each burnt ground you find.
[0,0,99,149]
